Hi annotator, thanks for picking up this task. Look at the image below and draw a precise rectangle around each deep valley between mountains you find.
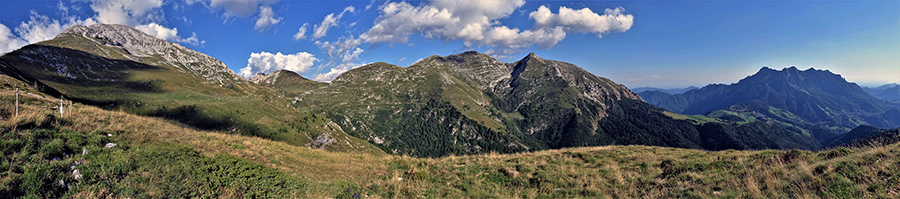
[2,24,899,198]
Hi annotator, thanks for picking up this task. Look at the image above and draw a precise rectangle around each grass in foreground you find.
[2,92,899,198]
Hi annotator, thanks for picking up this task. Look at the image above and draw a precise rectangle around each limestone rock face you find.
[60,24,244,86]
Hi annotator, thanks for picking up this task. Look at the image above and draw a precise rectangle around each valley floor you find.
[1,90,899,198]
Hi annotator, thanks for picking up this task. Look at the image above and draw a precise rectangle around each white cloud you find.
[1,10,99,53]
[359,0,633,56]
[315,36,362,59]
[312,6,355,39]
[2,0,206,54]
[239,51,318,78]
[135,23,204,46]
[184,0,204,6]
[254,6,281,31]
[87,0,204,45]
[135,23,180,41]
[312,62,361,82]
[530,6,633,37]
[311,36,365,82]
[90,0,164,26]
[343,47,364,62]
[360,0,525,44]
[293,23,308,40]
[1,24,29,54]
[16,11,100,44]
[312,68,349,82]
[364,0,377,11]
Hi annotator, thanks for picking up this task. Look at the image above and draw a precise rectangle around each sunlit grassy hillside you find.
[0,33,383,155]
[2,82,899,198]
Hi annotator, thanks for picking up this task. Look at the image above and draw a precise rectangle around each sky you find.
[1,0,898,88]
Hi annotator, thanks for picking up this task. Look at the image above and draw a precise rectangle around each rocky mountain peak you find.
[250,70,305,85]
[62,24,168,57]
[502,52,641,107]
[410,51,509,90]
[58,24,245,86]
[250,73,268,84]
[525,52,542,60]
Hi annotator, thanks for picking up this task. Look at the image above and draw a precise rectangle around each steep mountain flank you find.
[58,24,244,86]
[0,24,382,154]
[645,67,899,127]
[830,125,900,147]
[863,83,900,101]
[293,51,820,157]
[641,67,900,145]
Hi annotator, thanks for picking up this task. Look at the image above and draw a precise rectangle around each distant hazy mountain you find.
[631,86,698,94]
[641,66,900,145]
[862,83,900,101]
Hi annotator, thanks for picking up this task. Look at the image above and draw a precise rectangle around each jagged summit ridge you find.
[60,24,244,85]
[501,51,641,104]
[62,24,169,57]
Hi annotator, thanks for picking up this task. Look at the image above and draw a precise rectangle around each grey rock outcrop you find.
[59,24,245,86]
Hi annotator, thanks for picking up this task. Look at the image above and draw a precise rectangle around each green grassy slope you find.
[290,52,826,157]
[294,61,527,157]
[0,32,382,155]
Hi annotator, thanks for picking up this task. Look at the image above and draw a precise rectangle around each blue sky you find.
[1,0,898,88]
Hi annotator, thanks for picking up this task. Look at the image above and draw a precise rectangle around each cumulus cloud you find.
[87,0,204,45]
[360,0,525,44]
[16,11,88,44]
[135,23,203,45]
[359,0,633,56]
[312,62,362,82]
[254,6,281,31]
[312,6,355,39]
[315,36,362,60]
[310,36,365,82]
[135,23,180,41]
[0,10,101,53]
[530,6,633,37]
[90,0,164,26]
[1,24,29,53]
[239,51,318,78]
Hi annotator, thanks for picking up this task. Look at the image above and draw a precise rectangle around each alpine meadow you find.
[1,0,899,198]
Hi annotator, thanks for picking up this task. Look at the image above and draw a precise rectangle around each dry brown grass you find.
[1,92,389,197]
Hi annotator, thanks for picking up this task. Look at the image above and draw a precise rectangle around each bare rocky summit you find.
[60,24,244,86]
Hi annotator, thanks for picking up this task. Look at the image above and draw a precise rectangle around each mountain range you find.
[2,24,897,158]
[638,66,900,145]
[0,24,383,154]
[863,83,900,101]
[631,86,699,94]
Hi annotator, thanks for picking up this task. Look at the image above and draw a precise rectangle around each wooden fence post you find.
[60,98,65,116]
[15,87,19,117]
